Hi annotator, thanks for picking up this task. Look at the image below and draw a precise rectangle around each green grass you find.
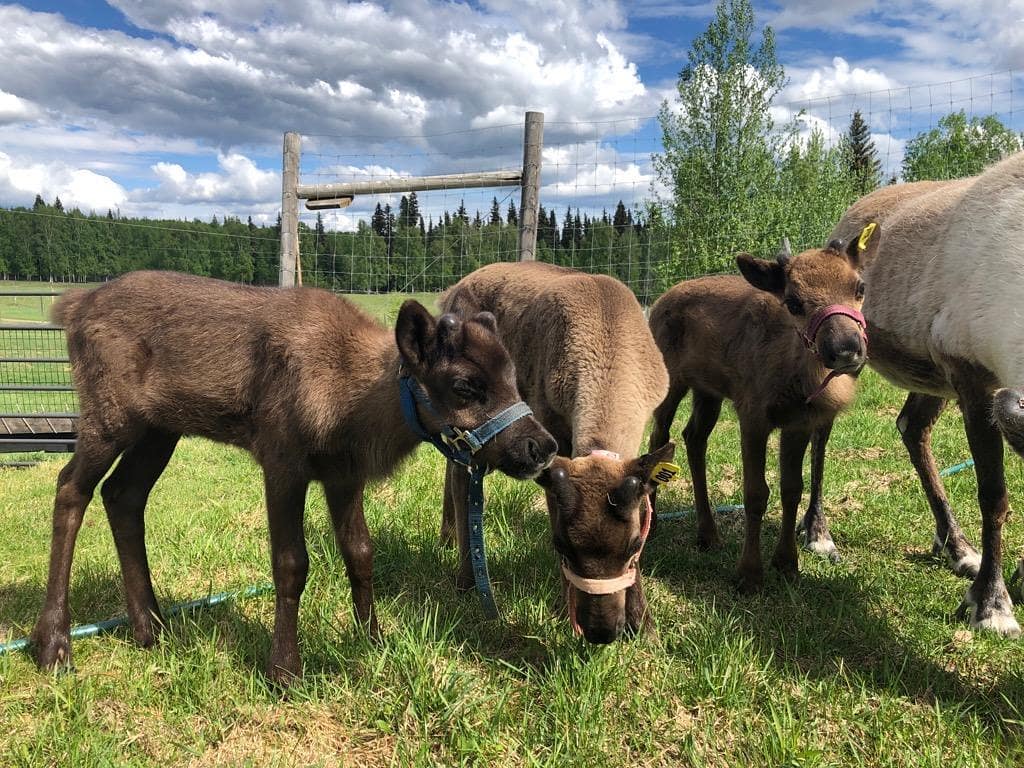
[2,294,1024,766]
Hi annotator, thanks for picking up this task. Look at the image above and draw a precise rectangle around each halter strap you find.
[799,304,868,404]
[799,304,867,354]
[563,495,653,635]
[399,374,534,467]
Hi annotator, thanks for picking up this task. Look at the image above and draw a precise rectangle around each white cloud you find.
[141,152,278,204]
[0,151,128,212]
[782,57,899,104]
[0,90,41,125]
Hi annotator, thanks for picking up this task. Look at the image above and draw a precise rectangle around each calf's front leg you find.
[796,422,839,561]
[737,422,770,594]
[323,477,380,642]
[774,427,810,580]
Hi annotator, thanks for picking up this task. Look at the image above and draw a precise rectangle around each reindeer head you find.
[736,225,879,375]
[537,442,676,644]
[396,300,557,479]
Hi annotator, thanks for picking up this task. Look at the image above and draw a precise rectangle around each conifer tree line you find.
[1,0,1021,298]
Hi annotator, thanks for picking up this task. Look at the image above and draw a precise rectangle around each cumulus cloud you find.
[0,151,128,212]
[140,152,278,204]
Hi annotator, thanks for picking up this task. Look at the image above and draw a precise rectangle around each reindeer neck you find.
[332,340,424,478]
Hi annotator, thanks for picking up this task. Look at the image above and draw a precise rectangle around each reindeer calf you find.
[649,236,875,591]
[32,271,555,684]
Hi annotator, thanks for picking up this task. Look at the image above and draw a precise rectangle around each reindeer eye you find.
[855,280,866,300]
[452,379,481,401]
[784,296,804,315]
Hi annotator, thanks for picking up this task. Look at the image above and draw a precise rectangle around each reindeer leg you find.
[263,469,310,686]
[649,381,688,529]
[32,431,123,670]
[954,383,1019,637]
[736,421,770,594]
[323,477,380,642]
[797,421,840,562]
[774,427,810,581]
[683,391,723,551]
[101,429,180,648]
[897,392,980,577]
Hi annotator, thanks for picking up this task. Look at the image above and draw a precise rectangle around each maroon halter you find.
[800,304,867,403]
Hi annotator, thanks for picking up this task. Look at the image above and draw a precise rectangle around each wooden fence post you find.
[518,111,544,261]
[280,132,300,287]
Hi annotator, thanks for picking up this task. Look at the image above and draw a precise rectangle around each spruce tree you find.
[844,110,882,195]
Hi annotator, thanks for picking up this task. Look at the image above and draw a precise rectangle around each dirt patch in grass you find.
[188,705,395,768]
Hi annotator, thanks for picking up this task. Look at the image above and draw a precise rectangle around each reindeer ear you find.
[472,311,498,334]
[846,222,879,269]
[737,253,786,294]
[395,300,437,372]
[444,284,481,317]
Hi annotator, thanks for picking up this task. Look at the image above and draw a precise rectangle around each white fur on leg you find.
[960,585,1022,638]
[934,534,982,577]
[804,536,838,560]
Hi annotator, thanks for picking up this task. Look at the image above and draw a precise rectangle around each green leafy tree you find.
[654,0,786,280]
[902,111,1023,181]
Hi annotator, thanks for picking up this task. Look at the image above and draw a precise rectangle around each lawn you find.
[1,287,1024,766]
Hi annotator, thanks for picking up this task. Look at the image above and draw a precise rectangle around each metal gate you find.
[0,291,77,459]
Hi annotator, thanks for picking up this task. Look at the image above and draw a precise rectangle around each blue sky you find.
[0,1,1021,228]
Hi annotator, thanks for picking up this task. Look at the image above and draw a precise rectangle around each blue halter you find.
[399,373,534,618]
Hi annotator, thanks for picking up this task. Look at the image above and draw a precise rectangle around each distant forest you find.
[0,193,665,294]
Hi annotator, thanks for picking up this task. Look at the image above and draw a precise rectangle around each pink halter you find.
[799,304,867,404]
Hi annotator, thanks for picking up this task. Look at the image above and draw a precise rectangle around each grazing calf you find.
[32,271,556,683]
[829,153,1024,636]
[649,237,874,592]
[439,262,673,644]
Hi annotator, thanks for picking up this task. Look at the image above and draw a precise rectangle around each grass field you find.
[2,287,1024,766]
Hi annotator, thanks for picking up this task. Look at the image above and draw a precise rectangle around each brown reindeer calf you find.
[649,235,876,592]
[31,271,556,684]
[439,262,673,644]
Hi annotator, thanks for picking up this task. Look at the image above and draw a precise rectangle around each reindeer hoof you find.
[696,530,723,551]
[454,570,474,593]
[933,534,981,579]
[30,624,74,673]
[771,557,800,582]
[958,582,1021,638]
[802,534,840,563]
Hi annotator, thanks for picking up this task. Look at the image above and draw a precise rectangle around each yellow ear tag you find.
[649,461,680,486]
[857,222,877,252]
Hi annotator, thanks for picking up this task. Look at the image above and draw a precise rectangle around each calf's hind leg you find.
[263,470,311,685]
[648,381,688,533]
[683,391,724,551]
[32,433,123,670]
[897,392,980,577]
[101,429,180,648]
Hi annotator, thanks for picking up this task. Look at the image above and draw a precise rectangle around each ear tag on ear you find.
[857,222,877,252]
[649,461,680,486]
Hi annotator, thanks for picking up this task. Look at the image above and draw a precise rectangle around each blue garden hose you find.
[0,583,273,656]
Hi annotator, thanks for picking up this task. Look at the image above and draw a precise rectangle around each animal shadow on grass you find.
[299,498,574,677]
[0,566,273,678]
[645,509,1024,741]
